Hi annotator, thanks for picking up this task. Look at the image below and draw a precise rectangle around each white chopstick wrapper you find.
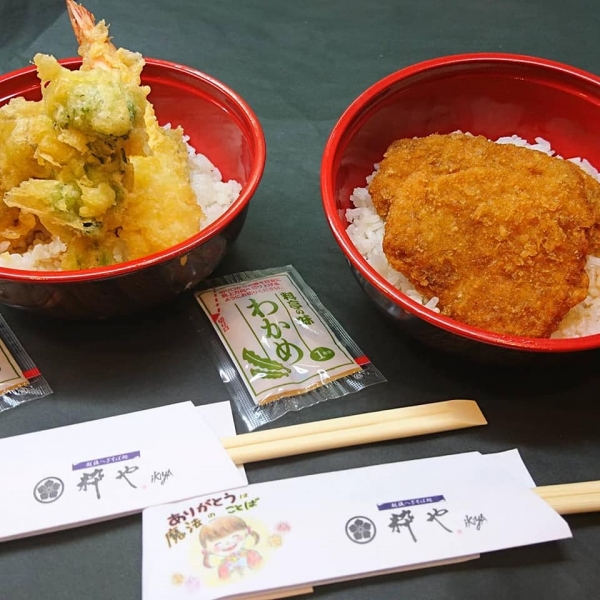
[142,450,570,599]
[0,401,246,542]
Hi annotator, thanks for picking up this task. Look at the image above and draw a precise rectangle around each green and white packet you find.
[0,312,52,412]
[195,266,386,430]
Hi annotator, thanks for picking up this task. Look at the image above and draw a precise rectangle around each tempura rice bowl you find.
[0,58,266,319]
[321,53,600,361]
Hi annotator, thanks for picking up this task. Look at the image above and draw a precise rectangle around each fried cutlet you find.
[374,133,599,337]
[370,133,500,219]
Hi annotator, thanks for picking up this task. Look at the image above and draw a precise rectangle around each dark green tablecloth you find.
[1,1,600,598]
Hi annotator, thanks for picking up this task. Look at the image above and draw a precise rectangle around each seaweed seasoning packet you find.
[194,265,385,430]
[0,312,52,412]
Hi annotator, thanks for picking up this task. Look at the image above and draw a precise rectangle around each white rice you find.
[0,130,242,271]
[184,139,242,229]
[346,134,600,339]
[0,237,67,271]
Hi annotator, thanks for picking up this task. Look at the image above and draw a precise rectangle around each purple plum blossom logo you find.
[345,516,376,544]
[33,477,65,504]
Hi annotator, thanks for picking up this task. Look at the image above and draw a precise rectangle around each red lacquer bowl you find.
[321,53,600,362]
[0,58,266,318]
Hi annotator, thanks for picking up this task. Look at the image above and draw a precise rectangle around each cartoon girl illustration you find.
[199,515,263,581]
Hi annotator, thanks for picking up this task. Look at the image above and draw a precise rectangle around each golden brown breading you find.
[370,133,498,219]
[375,133,600,338]
[581,172,600,254]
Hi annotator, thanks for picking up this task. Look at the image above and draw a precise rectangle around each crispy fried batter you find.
[581,172,600,254]
[373,133,600,337]
[370,133,499,219]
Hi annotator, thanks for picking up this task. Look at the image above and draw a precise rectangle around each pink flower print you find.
[275,521,291,534]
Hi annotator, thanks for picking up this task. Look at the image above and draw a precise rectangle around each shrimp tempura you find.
[0,0,203,269]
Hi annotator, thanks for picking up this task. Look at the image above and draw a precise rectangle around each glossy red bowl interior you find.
[321,53,600,353]
[0,57,266,284]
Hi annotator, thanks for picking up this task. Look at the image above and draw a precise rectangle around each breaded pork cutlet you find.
[369,133,499,219]
[371,133,600,337]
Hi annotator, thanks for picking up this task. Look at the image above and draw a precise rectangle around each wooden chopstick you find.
[219,400,485,598]
[222,400,600,514]
[237,554,479,599]
[222,399,486,465]
[220,401,600,599]
[244,586,314,600]
[535,481,600,515]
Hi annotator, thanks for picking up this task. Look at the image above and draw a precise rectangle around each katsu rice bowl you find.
[0,1,265,318]
[321,53,600,360]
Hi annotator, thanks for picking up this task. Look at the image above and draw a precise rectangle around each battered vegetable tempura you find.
[0,0,203,269]
[370,133,600,338]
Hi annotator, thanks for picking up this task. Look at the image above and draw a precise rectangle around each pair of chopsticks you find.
[535,481,600,515]
[222,399,485,600]
[221,399,487,465]
[219,399,600,600]
[221,399,600,515]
